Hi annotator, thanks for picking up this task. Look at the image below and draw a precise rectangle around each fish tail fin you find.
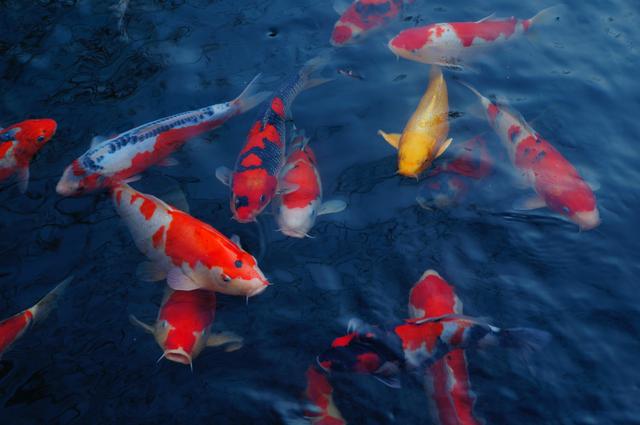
[231,74,272,114]
[499,327,551,353]
[299,51,334,91]
[29,276,73,324]
[529,5,564,28]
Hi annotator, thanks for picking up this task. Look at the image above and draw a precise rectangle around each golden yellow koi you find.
[378,66,452,177]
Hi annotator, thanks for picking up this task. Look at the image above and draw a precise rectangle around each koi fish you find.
[56,75,269,196]
[318,312,549,387]
[130,289,242,368]
[417,136,493,210]
[304,366,347,425]
[388,6,561,68]
[273,130,346,238]
[216,56,330,223]
[331,0,412,46]
[378,65,452,177]
[0,119,57,193]
[0,276,72,359]
[111,183,270,296]
[409,270,481,425]
[463,83,600,230]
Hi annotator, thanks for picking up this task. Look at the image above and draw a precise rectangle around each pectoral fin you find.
[166,268,200,291]
[16,166,29,193]
[514,195,547,211]
[129,315,155,334]
[136,261,167,282]
[215,166,232,187]
[277,181,299,195]
[230,234,242,249]
[318,200,347,216]
[435,138,453,158]
[206,331,244,352]
[378,130,401,149]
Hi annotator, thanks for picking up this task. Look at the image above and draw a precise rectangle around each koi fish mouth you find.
[572,209,601,231]
[162,348,193,367]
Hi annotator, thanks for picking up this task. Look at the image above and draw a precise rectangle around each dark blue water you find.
[1,1,639,424]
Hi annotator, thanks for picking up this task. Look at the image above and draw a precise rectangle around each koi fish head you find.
[4,119,57,156]
[545,186,600,230]
[331,23,364,46]
[398,133,433,177]
[223,250,270,297]
[274,201,319,238]
[230,169,277,222]
[56,160,105,196]
[388,26,437,63]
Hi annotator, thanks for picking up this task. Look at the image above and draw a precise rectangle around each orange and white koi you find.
[111,183,270,296]
[463,83,600,230]
[0,119,57,193]
[216,56,330,223]
[273,130,346,238]
[56,75,269,196]
[0,277,72,359]
[409,270,481,425]
[303,366,347,425]
[388,7,561,68]
[331,0,414,46]
[130,289,242,368]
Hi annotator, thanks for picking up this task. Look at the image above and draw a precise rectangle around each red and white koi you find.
[388,6,560,68]
[0,277,72,359]
[273,130,346,238]
[331,0,414,46]
[304,366,347,425]
[0,119,57,193]
[409,270,481,425]
[130,289,242,368]
[463,83,600,230]
[216,57,330,223]
[111,183,270,296]
[56,75,269,196]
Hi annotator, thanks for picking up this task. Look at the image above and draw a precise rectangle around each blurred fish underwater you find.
[1,0,640,424]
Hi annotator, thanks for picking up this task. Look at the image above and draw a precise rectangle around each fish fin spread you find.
[206,331,244,351]
[476,12,497,23]
[230,234,242,249]
[318,200,347,216]
[374,362,402,388]
[459,81,492,107]
[231,73,272,114]
[136,261,167,282]
[122,175,142,184]
[157,157,179,167]
[0,128,20,142]
[129,314,155,334]
[215,166,232,187]
[378,130,401,149]
[90,135,108,148]
[333,0,350,15]
[16,166,29,193]
[529,5,564,28]
[499,327,551,352]
[29,276,73,324]
[159,186,190,213]
[588,180,600,192]
[300,53,334,92]
[411,313,481,325]
[435,138,453,158]
[279,159,303,178]
[277,181,300,195]
[166,268,200,291]
[514,195,547,211]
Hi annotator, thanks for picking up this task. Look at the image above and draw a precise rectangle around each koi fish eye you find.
[222,274,231,283]
[161,320,169,329]
[259,194,266,204]
[37,135,45,143]
[562,206,571,214]
[234,260,243,268]
[234,196,249,210]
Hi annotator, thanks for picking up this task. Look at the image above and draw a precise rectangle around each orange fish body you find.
[112,184,269,297]
[0,119,57,192]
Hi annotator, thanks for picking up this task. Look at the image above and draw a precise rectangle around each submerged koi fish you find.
[130,289,242,368]
[273,130,346,238]
[216,56,330,223]
[0,277,72,359]
[304,366,347,425]
[0,119,57,193]
[463,83,600,230]
[331,0,413,46]
[378,66,452,177]
[388,6,561,68]
[112,183,270,296]
[56,75,269,196]
[409,270,481,425]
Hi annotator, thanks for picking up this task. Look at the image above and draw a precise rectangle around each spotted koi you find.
[0,119,57,193]
[331,0,413,46]
[304,366,347,425]
[463,83,600,230]
[111,183,270,297]
[56,75,269,196]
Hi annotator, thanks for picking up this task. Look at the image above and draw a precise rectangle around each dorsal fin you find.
[476,12,497,23]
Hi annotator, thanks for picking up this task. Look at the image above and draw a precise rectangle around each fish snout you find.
[573,209,601,231]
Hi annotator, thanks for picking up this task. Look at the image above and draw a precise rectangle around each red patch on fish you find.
[152,226,165,249]
[391,26,434,50]
[355,352,381,373]
[332,333,357,348]
[444,137,493,179]
[487,104,499,123]
[240,153,263,168]
[395,321,443,352]
[280,147,320,208]
[271,97,285,118]
[130,192,157,220]
[161,290,216,354]
[450,19,518,47]
[332,25,353,45]
[115,189,123,206]
[0,142,12,160]
[508,125,521,142]
[0,311,32,354]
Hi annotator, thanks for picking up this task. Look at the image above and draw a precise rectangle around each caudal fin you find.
[29,276,73,324]
[299,51,334,91]
[231,74,272,114]
[500,327,551,353]
[529,5,564,27]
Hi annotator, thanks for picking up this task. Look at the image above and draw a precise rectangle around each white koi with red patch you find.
[112,183,270,297]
